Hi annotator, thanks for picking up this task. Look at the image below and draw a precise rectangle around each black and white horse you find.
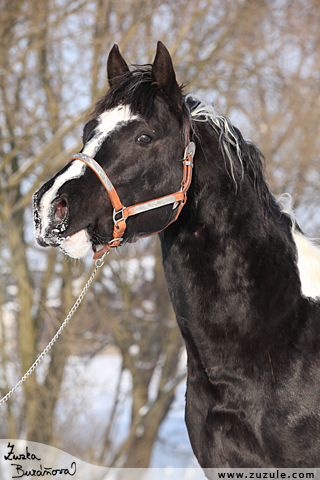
[33,42,320,468]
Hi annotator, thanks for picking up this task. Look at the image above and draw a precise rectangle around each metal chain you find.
[0,253,107,407]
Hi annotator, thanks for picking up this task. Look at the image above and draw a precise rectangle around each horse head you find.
[33,42,193,259]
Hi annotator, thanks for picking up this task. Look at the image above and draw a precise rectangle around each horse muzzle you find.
[33,190,69,248]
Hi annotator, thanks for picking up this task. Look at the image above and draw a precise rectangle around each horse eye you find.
[137,134,152,144]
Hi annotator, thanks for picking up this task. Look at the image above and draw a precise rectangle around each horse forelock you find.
[91,66,155,119]
[89,65,190,144]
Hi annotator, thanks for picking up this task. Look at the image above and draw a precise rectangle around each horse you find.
[33,41,320,468]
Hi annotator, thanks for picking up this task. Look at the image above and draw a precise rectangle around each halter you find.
[68,141,195,259]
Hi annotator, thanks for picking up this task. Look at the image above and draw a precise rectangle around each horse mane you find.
[185,95,270,205]
[183,96,320,299]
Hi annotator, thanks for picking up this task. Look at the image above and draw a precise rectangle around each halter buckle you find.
[183,141,196,160]
[113,207,126,228]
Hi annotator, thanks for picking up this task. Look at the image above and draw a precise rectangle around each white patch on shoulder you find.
[59,230,92,259]
[277,193,320,300]
[83,105,138,157]
[293,230,320,300]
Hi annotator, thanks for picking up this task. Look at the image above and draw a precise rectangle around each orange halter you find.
[68,141,195,259]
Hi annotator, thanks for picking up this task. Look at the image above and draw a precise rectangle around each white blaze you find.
[40,160,86,234]
[83,105,136,157]
[37,105,138,259]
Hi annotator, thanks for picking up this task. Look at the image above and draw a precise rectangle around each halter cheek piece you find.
[67,141,195,259]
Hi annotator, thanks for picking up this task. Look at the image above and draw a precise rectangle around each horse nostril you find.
[54,199,68,222]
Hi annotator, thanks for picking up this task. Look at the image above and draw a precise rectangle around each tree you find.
[1,0,320,467]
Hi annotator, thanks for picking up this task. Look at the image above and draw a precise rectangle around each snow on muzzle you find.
[32,160,93,258]
[33,191,69,248]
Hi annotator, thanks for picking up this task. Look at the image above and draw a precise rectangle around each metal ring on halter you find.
[95,253,108,267]
[113,207,126,228]
[184,142,196,159]
[108,237,123,245]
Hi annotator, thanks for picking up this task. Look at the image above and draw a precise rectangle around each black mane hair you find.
[92,66,156,118]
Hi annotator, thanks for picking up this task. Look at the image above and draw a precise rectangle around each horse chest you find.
[162,238,320,467]
[183,362,270,468]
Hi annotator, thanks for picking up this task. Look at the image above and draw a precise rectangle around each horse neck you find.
[160,122,301,360]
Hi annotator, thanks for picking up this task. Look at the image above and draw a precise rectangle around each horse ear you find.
[152,41,182,107]
[107,44,129,87]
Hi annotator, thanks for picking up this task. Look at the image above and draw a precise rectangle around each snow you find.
[54,353,201,469]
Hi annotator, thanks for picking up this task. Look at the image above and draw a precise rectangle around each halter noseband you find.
[68,141,195,259]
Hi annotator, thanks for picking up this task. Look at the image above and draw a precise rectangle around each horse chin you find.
[59,229,92,259]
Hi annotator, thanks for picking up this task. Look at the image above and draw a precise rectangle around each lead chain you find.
[0,254,107,407]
